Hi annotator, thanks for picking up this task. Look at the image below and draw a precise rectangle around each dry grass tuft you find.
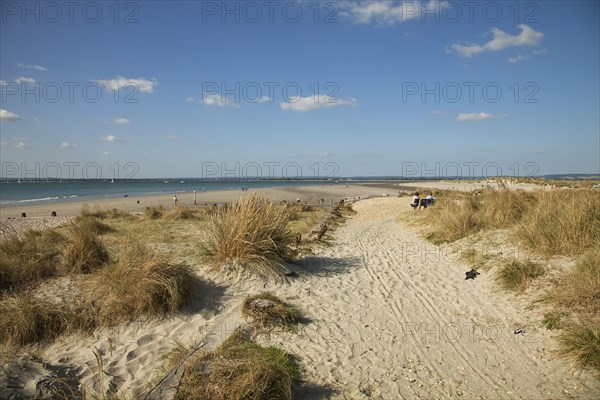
[552,250,600,315]
[176,329,299,400]
[0,229,64,292]
[241,292,302,330]
[165,205,197,220]
[90,244,194,326]
[424,189,535,243]
[61,225,110,274]
[202,195,296,280]
[517,190,600,255]
[494,258,545,292]
[556,319,600,371]
[0,293,69,346]
[74,215,115,235]
[145,206,164,220]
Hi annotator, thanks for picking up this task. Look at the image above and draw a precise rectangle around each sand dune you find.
[3,195,598,399]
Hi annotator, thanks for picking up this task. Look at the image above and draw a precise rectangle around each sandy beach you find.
[2,189,598,399]
[0,183,392,219]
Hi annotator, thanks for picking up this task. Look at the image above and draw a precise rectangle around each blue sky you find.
[1,0,598,179]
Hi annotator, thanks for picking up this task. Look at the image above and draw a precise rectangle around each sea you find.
[0,178,368,207]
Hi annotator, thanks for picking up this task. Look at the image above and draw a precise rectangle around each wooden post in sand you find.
[193,189,197,205]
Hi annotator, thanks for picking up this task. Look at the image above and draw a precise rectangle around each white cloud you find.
[0,80,8,86]
[17,63,47,71]
[281,95,358,112]
[106,117,130,125]
[309,151,333,157]
[448,24,544,57]
[341,0,446,25]
[14,141,28,149]
[456,112,506,122]
[61,142,78,148]
[201,94,240,108]
[103,151,112,155]
[257,96,272,103]
[0,109,22,122]
[185,96,196,103]
[508,54,528,64]
[32,117,39,123]
[95,76,156,93]
[15,76,36,85]
[165,134,180,141]
[101,135,121,143]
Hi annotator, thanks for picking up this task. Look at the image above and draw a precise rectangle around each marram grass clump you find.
[494,258,545,292]
[61,224,110,274]
[176,329,299,400]
[0,229,64,292]
[0,293,70,346]
[202,194,296,280]
[90,244,195,326]
[242,292,303,330]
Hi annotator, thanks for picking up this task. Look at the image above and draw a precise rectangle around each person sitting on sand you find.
[424,192,437,207]
[411,192,420,210]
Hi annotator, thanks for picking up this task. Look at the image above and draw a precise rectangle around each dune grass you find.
[90,244,195,327]
[242,292,303,330]
[548,250,600,371]
[424,189,535,243]
[176,329,299,400]
[494,259,545,292]
[552,250,600,314]
[0,229,64,292]
[61,224,110,274]
[556,320,600,371]
[145,206,164,220]
[516,190,600,255]
[164,205,198,220]
[0,293,71,346]
[202,195,296,279]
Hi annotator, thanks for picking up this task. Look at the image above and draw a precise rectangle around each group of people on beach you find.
[411,192,436,210]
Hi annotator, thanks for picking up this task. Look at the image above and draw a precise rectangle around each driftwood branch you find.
[145,342,206,400]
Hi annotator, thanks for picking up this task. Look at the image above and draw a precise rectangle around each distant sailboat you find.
[180,180,184,183]
[111,178,114,184]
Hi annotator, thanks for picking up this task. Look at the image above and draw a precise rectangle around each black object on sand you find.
[465,268,480,280]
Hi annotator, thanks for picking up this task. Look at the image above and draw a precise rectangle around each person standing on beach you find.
[173,195,178,205]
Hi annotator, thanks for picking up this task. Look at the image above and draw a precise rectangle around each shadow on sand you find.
[181,273,229,317]
[294,382,349,399]
[293,255,362,277]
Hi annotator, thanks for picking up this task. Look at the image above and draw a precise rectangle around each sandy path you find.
[267,197,599,399]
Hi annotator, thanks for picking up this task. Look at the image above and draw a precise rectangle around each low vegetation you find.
[424,189,536,243]
[176,329,299,400]
[0,293,71,346]
[494,259,545,292]
[0,229,64,292]
[202,195,297,280]
[242,292,303,330]
[61,225,110,274]
[549,250,600,370]
[517,190,600,255]
[91,245,195,326]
